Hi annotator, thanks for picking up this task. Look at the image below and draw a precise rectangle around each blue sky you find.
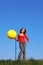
[0,0,43,60]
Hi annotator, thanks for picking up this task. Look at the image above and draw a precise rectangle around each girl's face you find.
[22,29,25,34]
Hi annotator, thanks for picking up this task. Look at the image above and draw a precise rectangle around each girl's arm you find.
[15,34,19,41]
[15,38,18,41]
[25,35,29,43]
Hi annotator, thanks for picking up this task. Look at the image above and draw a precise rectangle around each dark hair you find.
[20,28,26,34]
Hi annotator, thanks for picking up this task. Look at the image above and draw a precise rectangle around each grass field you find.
[0,59,43,65]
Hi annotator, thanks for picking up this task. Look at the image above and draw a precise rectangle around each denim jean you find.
[18,42,26,60]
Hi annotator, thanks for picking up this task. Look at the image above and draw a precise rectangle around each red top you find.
[16,34,29,43]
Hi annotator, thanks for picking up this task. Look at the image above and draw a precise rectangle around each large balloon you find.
[7,30,17,39]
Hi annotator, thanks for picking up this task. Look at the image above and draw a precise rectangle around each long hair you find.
[20,28,26,34]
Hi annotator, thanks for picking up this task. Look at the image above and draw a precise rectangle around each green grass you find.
[0,59,43,65]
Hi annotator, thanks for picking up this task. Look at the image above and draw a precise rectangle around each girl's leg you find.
[18,43,24,60]
[23,43,26,60]
[18,50,22,60]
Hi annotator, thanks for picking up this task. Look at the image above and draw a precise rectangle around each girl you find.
[16,28,29,60]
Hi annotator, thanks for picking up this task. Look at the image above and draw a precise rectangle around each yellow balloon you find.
[7,30,17,39]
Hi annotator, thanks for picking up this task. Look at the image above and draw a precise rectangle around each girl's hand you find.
[15,38,18,41]
[25,40,28,44]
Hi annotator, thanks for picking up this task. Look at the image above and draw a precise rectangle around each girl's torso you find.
[18,33,26,43]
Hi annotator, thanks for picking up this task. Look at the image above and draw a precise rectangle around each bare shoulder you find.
[19,33,24,36]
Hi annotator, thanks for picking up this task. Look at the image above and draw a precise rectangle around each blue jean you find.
[18,42,26,60]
